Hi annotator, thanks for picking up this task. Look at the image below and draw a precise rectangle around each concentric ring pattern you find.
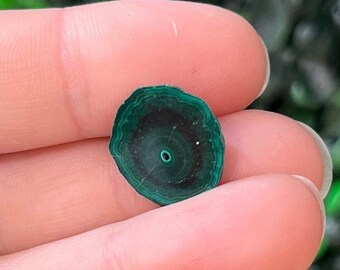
[109,85,224,205]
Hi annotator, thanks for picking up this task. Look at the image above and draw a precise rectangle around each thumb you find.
[0,174,324,270]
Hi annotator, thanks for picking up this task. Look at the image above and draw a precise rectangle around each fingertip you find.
[0,174,324,270]
[292,175,326,238]
[220,110,325,191]
[297,122,333,199]
[0,0,269,152]
[64,0,269,127]
[256,37,270,98]
[105,174,325,269]
[221,11,270,100]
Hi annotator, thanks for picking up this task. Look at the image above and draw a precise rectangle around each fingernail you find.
[256,37,271,98]
[292,175,326,239]
[298,122,333,199]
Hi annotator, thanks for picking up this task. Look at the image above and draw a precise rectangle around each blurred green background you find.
[1,0,339,269]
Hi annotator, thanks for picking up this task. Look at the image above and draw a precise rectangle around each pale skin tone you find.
[0,1,328,269]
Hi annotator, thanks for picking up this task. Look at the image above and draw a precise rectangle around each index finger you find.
[0,0,269,153]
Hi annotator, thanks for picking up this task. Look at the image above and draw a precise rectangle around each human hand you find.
[0,1,332,269]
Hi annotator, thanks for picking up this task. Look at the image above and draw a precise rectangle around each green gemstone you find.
[109,85,225,205]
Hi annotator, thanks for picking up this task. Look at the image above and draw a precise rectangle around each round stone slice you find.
[109,85,225,205]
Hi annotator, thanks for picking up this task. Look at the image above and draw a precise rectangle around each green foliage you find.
[0,0,48,9]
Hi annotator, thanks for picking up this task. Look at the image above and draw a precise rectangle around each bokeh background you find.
[1,0,339,269]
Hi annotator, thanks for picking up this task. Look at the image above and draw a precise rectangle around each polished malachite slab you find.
[109,85,224,205]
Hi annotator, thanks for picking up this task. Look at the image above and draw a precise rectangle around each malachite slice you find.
[109,85,225,205]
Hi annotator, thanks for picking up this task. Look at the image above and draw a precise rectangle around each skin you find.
[0,1,326,269]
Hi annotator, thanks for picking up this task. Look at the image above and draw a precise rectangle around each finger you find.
[221,110,332,195]
[0,110,330,255]
[0,1,268,154]
[0,174,324,270]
